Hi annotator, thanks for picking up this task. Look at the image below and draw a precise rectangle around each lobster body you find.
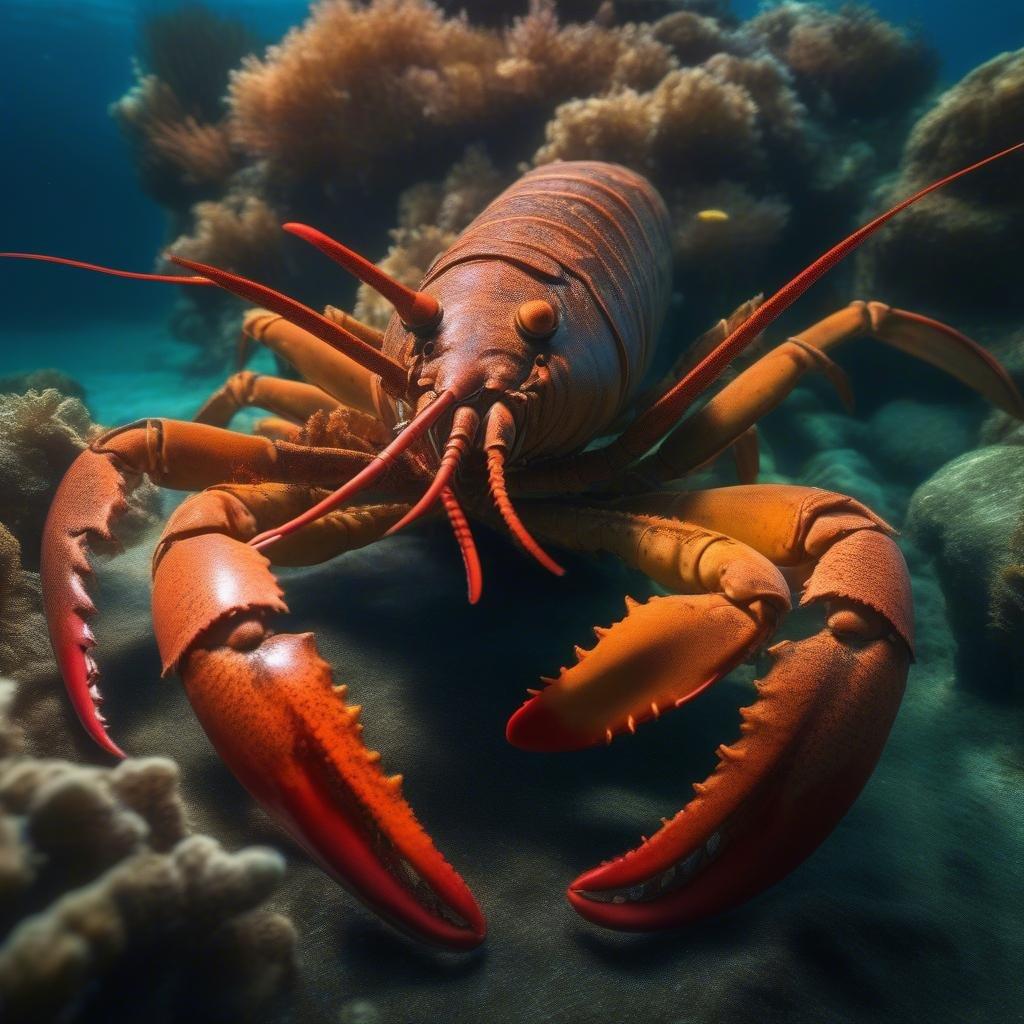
[376,162,674,461]
[11,140,1024,949]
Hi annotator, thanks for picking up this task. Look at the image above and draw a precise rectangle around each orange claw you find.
[41,448,136,758]
[562,528,912,931]
[153,526,486,950]
[507,593,782,751]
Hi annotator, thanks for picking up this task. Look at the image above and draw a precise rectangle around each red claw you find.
[41,448,135,759]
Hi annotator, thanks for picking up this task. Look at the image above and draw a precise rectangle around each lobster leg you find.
[152,484,485,948]
[194,370,342,428]
[252,417,303,442]
[511,485,911,932]
[637,301,1024,483]
[242,308,385,418]
[42,418,415,757]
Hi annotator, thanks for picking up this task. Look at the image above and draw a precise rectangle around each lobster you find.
[4,141,1023,950]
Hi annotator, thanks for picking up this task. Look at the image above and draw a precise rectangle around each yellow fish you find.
[696,209,730,222]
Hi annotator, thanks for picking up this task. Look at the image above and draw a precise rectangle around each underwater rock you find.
[858,48,1024,319]
[907,445,1024,697]
[866,399,977,482]
[0,680,295,1024]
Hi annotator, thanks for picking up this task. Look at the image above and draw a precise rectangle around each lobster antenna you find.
[249,390,460,551]
[386,406,480,537]
[484,404,565,577]
[0,251,213,285]
[613,139,1024,459]
[167,254,408,394]
[284,223,442,332]
[440,486,484,605]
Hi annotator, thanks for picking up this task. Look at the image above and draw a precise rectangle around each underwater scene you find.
[1,0,1023,1021]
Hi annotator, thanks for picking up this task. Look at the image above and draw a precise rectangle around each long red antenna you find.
[168,254,408,393]
[440,487,483,605]
[250,390,459,550]
[614,139,1024,460]
[0,251,213,285]
[284,223,442,331]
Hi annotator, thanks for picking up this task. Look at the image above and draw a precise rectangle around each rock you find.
[867,399,977,482]
[907,445,1024,697]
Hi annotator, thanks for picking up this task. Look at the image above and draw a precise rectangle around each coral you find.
[651,10,736,65]
[166,187,283,280]
[0,680,295,1023]
[228,0,503,185]
[0,369,86,404]
[0,389,159,569]
[0,526,51,682]
[857,49,1024,318]
[112,5,258,209]
[907,445,1024,698]
[140,4,261,124]
[744,2,936,120]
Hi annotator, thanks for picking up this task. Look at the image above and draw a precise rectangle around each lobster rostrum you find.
[5,142,1024,949]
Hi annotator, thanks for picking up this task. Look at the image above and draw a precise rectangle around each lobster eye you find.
[516,299,558,341]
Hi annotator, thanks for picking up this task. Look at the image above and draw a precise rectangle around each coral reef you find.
[744,2,935,121]
[115,0,940,370]
[112,4,259,213]
[0,526,51,682]
[858,48,1024,319]
[0,680,295,1024]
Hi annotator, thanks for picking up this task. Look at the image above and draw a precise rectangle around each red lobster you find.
[4,142,1023,949]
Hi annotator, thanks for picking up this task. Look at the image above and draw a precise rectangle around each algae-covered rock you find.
[907,445,1024,697]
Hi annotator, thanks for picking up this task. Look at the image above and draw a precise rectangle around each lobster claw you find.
[40,448,136,758]
[566,629,908,930]
[153,529,486,950]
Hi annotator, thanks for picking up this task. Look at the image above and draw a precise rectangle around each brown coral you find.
[111,5,257,208]
[857,48,1024,319]
[0,678,296,1023]
[745,2,936,120]
[228,0,503,184]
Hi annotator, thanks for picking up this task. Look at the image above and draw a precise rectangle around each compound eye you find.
[515,299,558,341]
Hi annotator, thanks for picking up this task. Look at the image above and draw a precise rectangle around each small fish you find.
[696,209,730,223]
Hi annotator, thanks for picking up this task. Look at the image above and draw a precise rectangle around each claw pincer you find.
[512,487,912,931]
[40,424,485,949]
